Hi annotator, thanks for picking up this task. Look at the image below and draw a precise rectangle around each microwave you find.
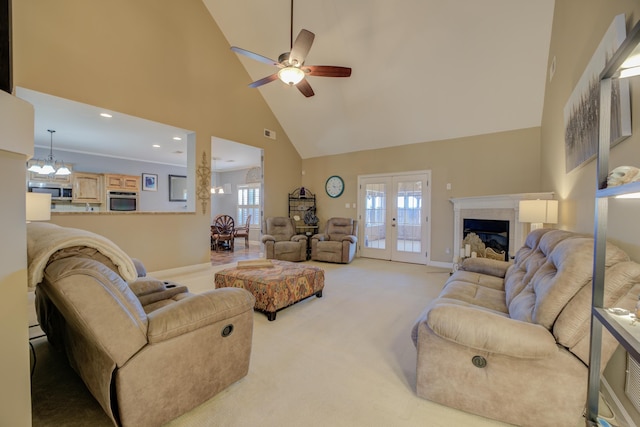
[107,191,139,212]
[28,185,72,201]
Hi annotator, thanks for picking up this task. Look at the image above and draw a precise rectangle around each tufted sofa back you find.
[504,228,640,364]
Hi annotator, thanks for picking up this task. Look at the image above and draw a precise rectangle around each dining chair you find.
[234,215,251,248]
[211,215,235,251]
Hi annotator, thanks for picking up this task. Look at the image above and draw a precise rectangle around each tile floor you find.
[210,239,262,266]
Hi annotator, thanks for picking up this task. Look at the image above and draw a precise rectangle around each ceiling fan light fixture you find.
[278,67,305,85]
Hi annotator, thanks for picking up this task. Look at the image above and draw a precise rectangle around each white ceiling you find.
[17,1,555,169]
[204,0,555,159]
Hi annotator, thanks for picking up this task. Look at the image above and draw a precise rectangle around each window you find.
[237,184,260,227]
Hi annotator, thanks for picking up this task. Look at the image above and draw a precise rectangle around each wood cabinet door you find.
[105,174,123,190]
[105,174,140,191]
[122,175,141,191]
[72,172,103,203]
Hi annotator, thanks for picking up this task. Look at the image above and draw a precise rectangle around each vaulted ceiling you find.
[20,1,555,169]
[203,0,555,159]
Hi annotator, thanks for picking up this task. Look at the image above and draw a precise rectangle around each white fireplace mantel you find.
[451,192,555,260]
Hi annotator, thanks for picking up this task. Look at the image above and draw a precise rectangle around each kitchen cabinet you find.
[105,174,140,192]
[72,172,103,204]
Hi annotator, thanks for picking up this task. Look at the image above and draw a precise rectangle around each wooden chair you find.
[211,215,235,251]
[234,215,251,248]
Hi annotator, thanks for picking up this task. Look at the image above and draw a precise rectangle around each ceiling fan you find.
[230,0,351,97]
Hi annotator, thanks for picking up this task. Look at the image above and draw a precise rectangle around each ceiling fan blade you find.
[304,65,352,78]
[289,29,315,66]
[249,74,279,88]
[296,79,315,97]
[231,46,279,67]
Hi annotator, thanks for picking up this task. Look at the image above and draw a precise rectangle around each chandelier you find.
[27,130,71,176]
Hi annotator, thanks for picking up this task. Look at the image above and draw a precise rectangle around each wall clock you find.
[325,175,344,198]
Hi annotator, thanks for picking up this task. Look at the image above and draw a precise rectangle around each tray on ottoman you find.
[214,260,324,321]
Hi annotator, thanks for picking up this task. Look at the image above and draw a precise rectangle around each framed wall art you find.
[142,173,158,191]
[564,13,631,173]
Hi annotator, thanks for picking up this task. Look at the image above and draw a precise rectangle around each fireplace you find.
[463,218,509,261]
[451,192,555,264]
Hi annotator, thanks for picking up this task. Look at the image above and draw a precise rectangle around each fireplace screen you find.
[463,219,509,261]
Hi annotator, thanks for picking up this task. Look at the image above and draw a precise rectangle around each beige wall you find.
[12,0,302,271]
[0,92,35,426]
[302,127,542,263]
[541,1,640,422]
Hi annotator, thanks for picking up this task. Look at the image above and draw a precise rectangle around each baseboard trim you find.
[601,375,637,427]
[429,261,452,270]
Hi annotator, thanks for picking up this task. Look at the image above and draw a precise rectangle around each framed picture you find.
[142,173,158,191]
[564,13,631,173]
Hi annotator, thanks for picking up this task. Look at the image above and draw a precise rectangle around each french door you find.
[358,171,430,264]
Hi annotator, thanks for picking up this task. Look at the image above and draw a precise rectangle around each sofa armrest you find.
[340,235,357,244]
[292,234,307,242]
[460,257,511,278]
[146,287,255,344]
[424,303,557,358]
[312,234,327,242]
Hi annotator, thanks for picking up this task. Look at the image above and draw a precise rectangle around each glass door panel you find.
[359,172,430,264]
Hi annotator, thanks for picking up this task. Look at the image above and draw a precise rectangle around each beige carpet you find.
[30,259,524,426]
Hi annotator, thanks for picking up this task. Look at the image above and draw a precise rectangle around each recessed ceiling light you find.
[152,144,161,148]
[173,136,182,141]
[100,113,112,118]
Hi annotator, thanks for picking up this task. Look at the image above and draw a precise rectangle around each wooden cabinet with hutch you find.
[72,172,103,204]
[105,174,140,192]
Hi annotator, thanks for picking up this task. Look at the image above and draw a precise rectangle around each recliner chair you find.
[261,217,307,262]
[27,222,255,427]
[311,217,358,263]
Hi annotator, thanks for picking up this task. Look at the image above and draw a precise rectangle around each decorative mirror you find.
[169,175,187,201]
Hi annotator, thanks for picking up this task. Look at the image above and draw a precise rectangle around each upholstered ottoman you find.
[214,260,324,320]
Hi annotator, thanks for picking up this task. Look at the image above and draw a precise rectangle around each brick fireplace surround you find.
[451,192,555,261]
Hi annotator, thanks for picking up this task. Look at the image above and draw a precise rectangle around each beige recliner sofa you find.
[261,217,307,262]
[311,217,358,263]
[411,228,640,427]
[28,222,255,427]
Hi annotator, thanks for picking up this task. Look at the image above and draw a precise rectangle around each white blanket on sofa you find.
[27,222,138,290]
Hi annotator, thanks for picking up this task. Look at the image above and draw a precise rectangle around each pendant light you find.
[34,129,71,176]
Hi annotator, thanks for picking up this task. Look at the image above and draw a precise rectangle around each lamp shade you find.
[519,200,558,224]
[26,192,51,221]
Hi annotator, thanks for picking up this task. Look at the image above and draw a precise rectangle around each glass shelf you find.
[593,308,640,362]
[597,180,640,198]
